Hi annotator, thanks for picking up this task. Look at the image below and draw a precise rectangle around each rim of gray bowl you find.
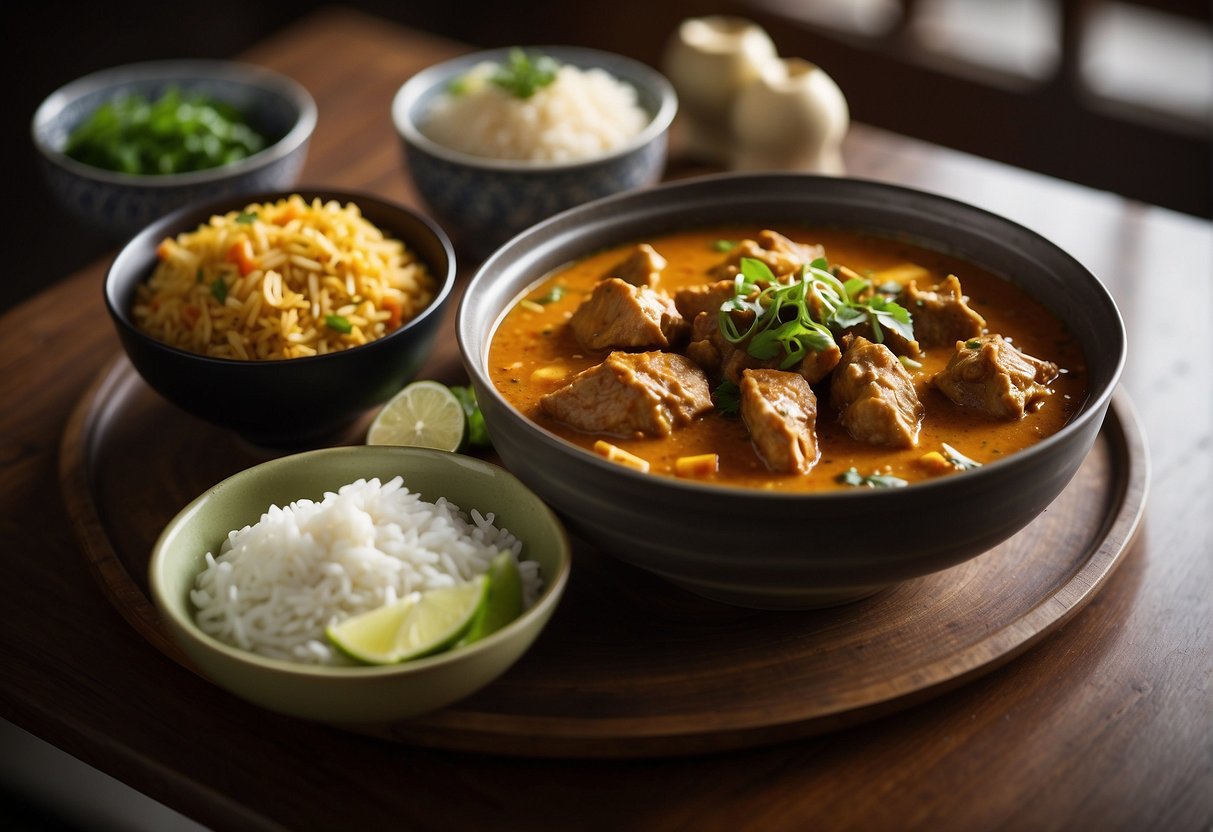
[31,59,318,188]
[391,45,678,172]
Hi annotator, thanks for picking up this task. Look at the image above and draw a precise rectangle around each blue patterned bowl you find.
[32,60,316,240]
[391,47,676,258]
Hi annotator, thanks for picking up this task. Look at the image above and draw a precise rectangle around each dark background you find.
[8,0,1211,307]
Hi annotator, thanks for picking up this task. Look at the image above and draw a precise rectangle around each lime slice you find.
[367,380,466,451]
[463,552,525,645]
[326,577,487,665]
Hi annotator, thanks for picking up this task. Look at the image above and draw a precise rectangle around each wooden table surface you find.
[3,7,1210,830]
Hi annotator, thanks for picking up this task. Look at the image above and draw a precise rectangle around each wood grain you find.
[3,7,1210,830]
[58,359,1146,756]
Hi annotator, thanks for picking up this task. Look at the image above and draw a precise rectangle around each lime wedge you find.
[393,578,487,661]
[325,596,418,665]
[326,577,487,665]
[367,380,466,451]
[463,552,525,645]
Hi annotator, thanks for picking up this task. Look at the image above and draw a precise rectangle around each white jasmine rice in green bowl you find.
[147,446,571,724]
[191,475,542,665]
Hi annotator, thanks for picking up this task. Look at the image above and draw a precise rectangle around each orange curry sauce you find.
[487,227,1089,491]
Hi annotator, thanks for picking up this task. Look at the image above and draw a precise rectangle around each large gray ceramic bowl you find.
[32,60,316,239]
[391,46,676,257]
[457,172,1126,609]
[105,189,455,448]
[148,445,570,724]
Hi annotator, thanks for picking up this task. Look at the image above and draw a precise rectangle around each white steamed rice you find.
[190,476,542,665]
[421,61,649,162]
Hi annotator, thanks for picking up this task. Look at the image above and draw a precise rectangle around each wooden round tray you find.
[60,356,1148,758]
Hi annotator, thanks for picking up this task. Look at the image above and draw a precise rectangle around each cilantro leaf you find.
[718,257,838,368]
[716,250,918,371]
[835,467,908,488]
[713,380,741,416]
[492,49,559,99]
[533,285,566,304]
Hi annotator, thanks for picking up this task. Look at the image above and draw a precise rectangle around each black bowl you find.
[106,190,455,448]
[458,172,1126,608]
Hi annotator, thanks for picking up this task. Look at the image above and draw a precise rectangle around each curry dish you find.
[488,227,1087,491]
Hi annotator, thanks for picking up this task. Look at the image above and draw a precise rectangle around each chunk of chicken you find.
[603,244,667,288]
[723,336,842,386]
[684,312,723,375]
[739,369,821,474]
[836,319,920,358]
[933,334,1058,419]
[902,275,986,347]
[539,351,713,438]
[830,336,924,448]
[709,230,825,281]
[673,279,737,322]
[568,278,689,352]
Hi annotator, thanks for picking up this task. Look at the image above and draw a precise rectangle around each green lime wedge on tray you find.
[326,576,487,665]
[366,380,466,451]
[463,552,525,645]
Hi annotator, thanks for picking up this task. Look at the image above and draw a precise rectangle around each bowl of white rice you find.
[148,445,570,724]
[391,46,677,257]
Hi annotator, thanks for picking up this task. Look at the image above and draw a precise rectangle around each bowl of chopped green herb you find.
[392,47,676,258]
[32,60,316,239]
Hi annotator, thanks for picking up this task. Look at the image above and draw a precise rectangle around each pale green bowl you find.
[148,446,570,724]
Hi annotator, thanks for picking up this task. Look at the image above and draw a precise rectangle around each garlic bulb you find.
[661,16,779,163]
[730,58,850,175]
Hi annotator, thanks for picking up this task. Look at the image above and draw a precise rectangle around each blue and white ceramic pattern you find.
[32,60,316,240]
[391,47,677,258]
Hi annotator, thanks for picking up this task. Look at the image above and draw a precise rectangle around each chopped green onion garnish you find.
[713,239,738,252]
[210,279,227,303]
[534,285,566,304]
[718,255,915,368]
[235,211,258,224]
[325,314,352,334]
